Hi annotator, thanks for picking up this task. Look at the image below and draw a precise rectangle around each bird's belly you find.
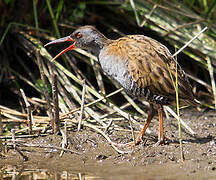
[98,51,170,104]
[99,53,144,97]
[99,55,130,87]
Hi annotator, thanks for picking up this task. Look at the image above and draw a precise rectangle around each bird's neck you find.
[89,33,111,57]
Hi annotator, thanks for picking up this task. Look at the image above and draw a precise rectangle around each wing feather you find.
[102,35,196,105]
[116,35,195,104]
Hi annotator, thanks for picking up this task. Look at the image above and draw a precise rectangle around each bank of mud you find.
[1,108,216,179]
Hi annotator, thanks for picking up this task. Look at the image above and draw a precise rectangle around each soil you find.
[1,108,216,179]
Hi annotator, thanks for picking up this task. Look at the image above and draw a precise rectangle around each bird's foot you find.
[153,140,165,147]
[110,137,147,148]
[153,136,171,147]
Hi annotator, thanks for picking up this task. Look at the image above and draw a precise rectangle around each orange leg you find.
[111,103,155,148]
[111,103,166,148]
[156,104,165,144]
[135,103,155,145]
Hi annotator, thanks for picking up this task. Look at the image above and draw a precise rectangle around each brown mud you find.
[1,108,216,179]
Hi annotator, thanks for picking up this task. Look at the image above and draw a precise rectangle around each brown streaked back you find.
[103,35,196,106]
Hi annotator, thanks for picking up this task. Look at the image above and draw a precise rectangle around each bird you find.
[45,25,198,146]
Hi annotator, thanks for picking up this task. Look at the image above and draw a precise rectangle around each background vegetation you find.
[0,0,215,141]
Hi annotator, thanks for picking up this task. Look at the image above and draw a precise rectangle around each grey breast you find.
[98,48,148,98]
[98,48,170,105]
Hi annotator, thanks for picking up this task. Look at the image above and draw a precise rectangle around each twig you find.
[36,50,53,122]
[129,0,141,26]
[174,55,185,162]
[50,62,106,126]
[33,0,39,30]
[140,4,158,27]
[42,40,105,100]
[52,73,60,134]
[0,22,49,46]
[162,20,204,37]
[128,114,136,147]
[78,80,86,131]
[61,88,123,119]
[0,134,48,139]
[104,119,113,133]
[8,67,41,93]
[20,89,33,135]
[11,129,28,161]
[164,106,196,135]
[78,173,82,180]
[0,110,2,135]
[206,57,216,109]
[15,53,37,83]
[45,0,60,38]
[172,26,208,57]
[11,129,16,149]
[67,119,129,154]
[59,128,67,157]
[90,58,105,94]
[66,54,95,90]
[14,146,28,161]
[165,26,208,161]
[120,90,146,115]
[100,102,131,119]
[56,70,79,110]
[186,73,212,90]
[164,27,208,139]
[63,77,105,126]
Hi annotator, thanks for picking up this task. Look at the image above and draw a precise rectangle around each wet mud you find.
[1,108,216,179]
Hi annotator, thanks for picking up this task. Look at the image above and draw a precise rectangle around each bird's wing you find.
[116,35,195,103]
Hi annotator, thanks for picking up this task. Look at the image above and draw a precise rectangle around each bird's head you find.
[45,25,107,61]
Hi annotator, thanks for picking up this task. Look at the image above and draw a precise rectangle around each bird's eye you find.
[76,32,82,39]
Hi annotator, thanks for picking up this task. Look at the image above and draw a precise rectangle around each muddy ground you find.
[1,108,216,179]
